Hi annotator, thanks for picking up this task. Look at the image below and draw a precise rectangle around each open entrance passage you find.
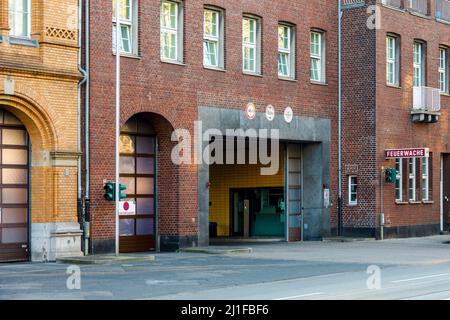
[208,141,286,240]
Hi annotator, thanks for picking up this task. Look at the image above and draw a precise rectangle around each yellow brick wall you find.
[209,154,285,236]
[0,0,81,225]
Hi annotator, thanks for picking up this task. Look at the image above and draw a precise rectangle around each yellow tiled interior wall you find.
[209,154,285,237]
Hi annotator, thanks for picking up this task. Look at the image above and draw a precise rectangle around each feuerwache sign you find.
[385,148,430,159]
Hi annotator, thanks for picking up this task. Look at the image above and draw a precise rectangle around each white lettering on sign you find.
[385,148,429,159]
[119,200,136,215]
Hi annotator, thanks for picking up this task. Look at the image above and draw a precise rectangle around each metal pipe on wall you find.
[338,0,343,236]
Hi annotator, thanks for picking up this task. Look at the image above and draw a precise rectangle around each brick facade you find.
[0,0,83,261]
[85,0,339,252]
[342,0,450,238]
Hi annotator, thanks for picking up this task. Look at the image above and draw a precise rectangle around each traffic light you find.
[119,184,127,200]
[104,182,115,201]
[103,182,127,201]
[385,168,397,184]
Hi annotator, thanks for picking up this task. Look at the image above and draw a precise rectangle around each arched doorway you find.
[119,115,156,252]
[0,109,29,262]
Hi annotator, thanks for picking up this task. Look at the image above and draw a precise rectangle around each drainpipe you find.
[84,0,91,255]
[337,0,343,236]
[77,0,88,255]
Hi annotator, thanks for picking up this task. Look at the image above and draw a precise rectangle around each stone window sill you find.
[9,36,39,47]
[409,200,422,205]
[161,59,186,67]
[204,66,226,72]
[395,200,408,205]
[279,76,297,83]
[243,71,263,78]
[422,200,434,204]
[386,84,402,90]
[310,80,328,86]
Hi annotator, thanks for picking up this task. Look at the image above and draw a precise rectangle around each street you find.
[1,236,450,300]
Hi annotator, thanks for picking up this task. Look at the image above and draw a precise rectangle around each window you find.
[395,159,403,201]
[112,0,137,55]
[422,157,429,201]
[278,24,295,79]
[439,47,449,93]
[310,31,325,82]
[9,0,31,38]
[161,0,182,62]
[243,16,261,74]
[348,176,358,206]
[413,41,426,87]
[204,8,223,69]
[386,35,400,85]
[408,158,416,201]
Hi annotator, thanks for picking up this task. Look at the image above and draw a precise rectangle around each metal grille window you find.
[422,157,429,201]
[310,31,324,82]
[348,176,357,206]
[387,36,399,85]
[203,9,221,68]
[395,158,403,201]
[439,47,449,93]
[161,0,180,61]
[413,42,425,87]
[242,16,259,73]
[409,158,416,201]
[278,25,294,78]
[9,0,31,38]
[112,0,134,54]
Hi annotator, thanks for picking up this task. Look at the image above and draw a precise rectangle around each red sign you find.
[385,148,429,159]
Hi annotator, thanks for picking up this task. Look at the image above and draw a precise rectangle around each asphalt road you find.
[1,235,450,300]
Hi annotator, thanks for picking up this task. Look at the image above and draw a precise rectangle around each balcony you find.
[411,86,441,123]
[436,0,450,22]
[382,0,404,9]
[405,0,430,15]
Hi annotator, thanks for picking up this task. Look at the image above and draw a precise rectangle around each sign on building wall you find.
[385,148,430,159]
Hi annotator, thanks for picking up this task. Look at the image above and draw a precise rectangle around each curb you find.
[178,247,253,255]
[56,255,156,265]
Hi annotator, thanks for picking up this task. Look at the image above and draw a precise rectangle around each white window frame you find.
[413,41,425,87]
[278,24,295,79]
[386,36,399,86]
[395,158,403,201]
[160,0,183,63]
[439,47,449,94]
[310,31,325,82]
[203,8,223,69]
[409,158,417,201]
[9,0,31,38]
[242,16,260,74]
[112,0,137,55]
[422,157,430,201]
[348,176,358,206]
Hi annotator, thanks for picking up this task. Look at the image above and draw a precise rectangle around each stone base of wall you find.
[335,224,442,240]
[159,235,199,252]
[31,222,83,262]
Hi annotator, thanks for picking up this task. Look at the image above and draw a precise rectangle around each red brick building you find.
[342,0,450,238]
[82,0,339,253]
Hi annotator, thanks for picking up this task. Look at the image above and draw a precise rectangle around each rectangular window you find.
[439,47,449,93]
[386,36,399,85]
[310,31,325,82]
[395,158,403,201]
[112,0,136,54]
[203,8,223,69]
[413,41,425,87]
[348,176,358,206]
[278,24,294,79]
[422,157,429,201]
[243,16,260,74]
[409,158,416,201]
[9,0,31,38]
[161,0,182,62]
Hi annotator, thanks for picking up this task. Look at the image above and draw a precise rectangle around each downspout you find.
[77,0,88,255]
[84,0,91,255]
[338,0,343,236]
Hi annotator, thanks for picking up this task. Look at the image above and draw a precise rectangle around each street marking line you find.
[391,273,450,283]
[274,292,324,300]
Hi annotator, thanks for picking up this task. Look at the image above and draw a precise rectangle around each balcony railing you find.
[382,0,403,9]
[405,0,429,15]
[411,86,441,123]
[436,0,450,22]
